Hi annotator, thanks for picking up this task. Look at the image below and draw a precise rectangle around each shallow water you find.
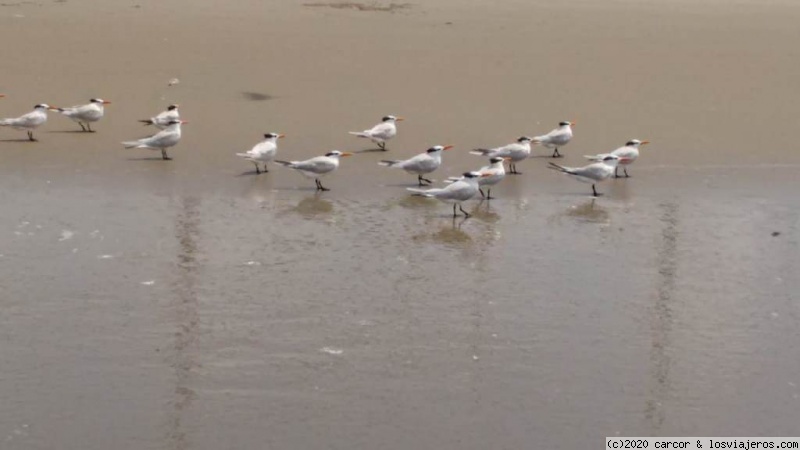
[2,1,800,449]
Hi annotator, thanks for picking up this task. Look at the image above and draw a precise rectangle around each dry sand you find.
[1,1,799,449]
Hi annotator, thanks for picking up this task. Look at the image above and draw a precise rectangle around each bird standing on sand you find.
[585,139,649,178]
[408,171,487,218]
[476,156,507,199]
[548,154,619,197]
[139,104,180,130]
[533,121,574,158]
[0,104,54,141]
[54,98,110,132]
[236,132,285,174]
[470,136,532,174]
[349,115,403,150]
[275,150,353,191]
[121,119,187,160]
[378,145,453,186]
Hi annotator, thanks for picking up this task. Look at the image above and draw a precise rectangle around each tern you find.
[470,136,532,174]
[121,119,187,160]
[548,154,620,197]
[236,132,285,174]
[349,115,403,150]
[139,104,180,130]
[378,144,453,186]
[275,150,353,191]
[533,121,574,158]
[585,139,649,178]
[408,171,487,217]
[448,156,507,199]
[0,104,54,141]
[54,98,110,132]
[477,156,507,199]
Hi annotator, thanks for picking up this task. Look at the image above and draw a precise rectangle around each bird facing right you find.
[533,121,574,158]
[54,98,110,132]
[0,103,54,141]
[378,144,453,186]
[139,104,180,130]
[585,139,650,178]
[349,115,403,151]
[548,154,620,197]
[236,132,285,174]
[470,136,532,174]
[407,171,487,217]
[275,150,353,191]
[121,119,187,160]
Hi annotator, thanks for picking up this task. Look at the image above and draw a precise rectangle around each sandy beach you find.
[1,1,799,448]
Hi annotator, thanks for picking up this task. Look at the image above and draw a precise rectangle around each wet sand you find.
[2,1,800,448]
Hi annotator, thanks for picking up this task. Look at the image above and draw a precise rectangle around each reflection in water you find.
[292,194,333,218]
[166,196,202,450]
[398,194,437,211]
[563,199,610,224]
[645,202,679,432]
[429,217,472,245]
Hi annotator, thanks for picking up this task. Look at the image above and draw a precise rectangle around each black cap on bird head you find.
[382,115,397,122]
[489,156,505,164]
[518,136,532,143]
[167,104,179,111]
[559,121,572,127]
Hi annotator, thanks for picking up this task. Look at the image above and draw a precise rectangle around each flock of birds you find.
[0,95,650,218]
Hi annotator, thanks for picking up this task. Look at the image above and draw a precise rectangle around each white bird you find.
[0,103,53,141]
[54,98,110,132]
[378,144,453,186]
[139,104,180,130]
[275,150,353,191]
[408,171,487,217]
[533,121,575,158]
[477,156,508,199]
[548,154,620,197]
[236,132,285,174]
[470,136,532,174]
[349,115,403,150]
[584,139,649,178]
[121,119,187,160]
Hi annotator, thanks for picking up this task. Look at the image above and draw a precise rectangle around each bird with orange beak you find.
[378,144,453,186]
[584,139,650,178]
[349,115,404,151]
[275,150,353,191]
[54,98,111,132]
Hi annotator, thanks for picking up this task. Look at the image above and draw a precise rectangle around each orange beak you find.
[180,120,189,124]
[443,145,454,151]
[0,94,5,98]
[570,121,576,127]
[480,173,492,177]
[278,134,286,139]
[340,152,354,157]
[396,117,405,121]
[641,140,650,145]
[48,106,59,110]
[102,100,111,105]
